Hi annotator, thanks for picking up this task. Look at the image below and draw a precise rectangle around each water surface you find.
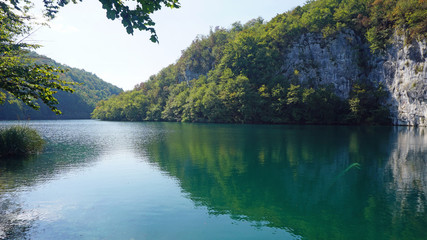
[0,120,426,239]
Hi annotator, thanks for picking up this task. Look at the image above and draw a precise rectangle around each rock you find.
[280,29,427,126]
[370,35,427,126]
[281,29,363,99]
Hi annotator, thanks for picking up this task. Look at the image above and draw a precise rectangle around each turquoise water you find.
[0,120,426,239]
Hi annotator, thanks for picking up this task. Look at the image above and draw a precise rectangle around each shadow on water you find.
[137,123,427,240]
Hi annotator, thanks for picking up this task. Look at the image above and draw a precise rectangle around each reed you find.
[0,125,45,158]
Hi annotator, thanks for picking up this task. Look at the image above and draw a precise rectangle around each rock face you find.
[178,29,426,126]
[370,36,427,126]
[281,29,363,99]
[279,29,427,126]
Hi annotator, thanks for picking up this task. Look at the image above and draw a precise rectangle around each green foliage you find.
[0,53,123,120]
[347,83,391,124]
[92,0,421,125]
[0,2,76,114]
[9,0,181,42]
[220,28,280,85]
[92,61,359,125]
[265,0,426,52]
[0,125,44,158]
[365,0,427,52]
[176,28,231,81]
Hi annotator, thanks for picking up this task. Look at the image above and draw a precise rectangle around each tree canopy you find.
[2,0,177,114]
[0,1,74,114]
[12,0,181,42]
[92,0,427,125]
[0,52,123,120]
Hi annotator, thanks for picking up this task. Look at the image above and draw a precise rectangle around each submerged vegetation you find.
[0,126,44,158]
[92,0,426,124]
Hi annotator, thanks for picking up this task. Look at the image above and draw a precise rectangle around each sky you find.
[29,0,307,90]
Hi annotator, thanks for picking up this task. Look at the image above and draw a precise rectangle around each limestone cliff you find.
[370,36,427,126]
[280,30,363,99]
[276,29,426,126]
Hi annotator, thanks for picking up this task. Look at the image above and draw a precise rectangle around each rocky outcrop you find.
[281,29,364,99]
[279,29,427,126]
[370,36,427,126]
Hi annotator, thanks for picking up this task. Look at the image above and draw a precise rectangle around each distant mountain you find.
[0,53,123,120]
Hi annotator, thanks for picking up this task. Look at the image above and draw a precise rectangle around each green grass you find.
[0,125,45,158]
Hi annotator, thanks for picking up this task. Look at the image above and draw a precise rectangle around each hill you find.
[91,0,426,126]
[0,53,123,120]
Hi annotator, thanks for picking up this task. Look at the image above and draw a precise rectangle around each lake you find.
[0,120,426,239]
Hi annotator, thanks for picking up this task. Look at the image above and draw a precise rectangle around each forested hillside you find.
[92,0,426,125]
[0,53,122,120]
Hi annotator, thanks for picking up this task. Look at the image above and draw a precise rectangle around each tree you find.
[2,0,179,114]
[12,0,181,43]
[1,2,75,114]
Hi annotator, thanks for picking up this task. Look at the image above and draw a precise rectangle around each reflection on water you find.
[0,121,106,239]
[386,128,427,219]
[0,121,426,239]
[141,124,427,240]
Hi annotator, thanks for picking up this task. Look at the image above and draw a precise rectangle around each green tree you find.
[220,28,280,85]
[2,0,180,115]
[218,73,257,123]
[90,0,426,125]
[11,0,180,43]
[347,83,390,124]
[161,82,189,122]
[0,2,74,114]
[201,82,226,122]
[0,52,122,120]
[286,84,303,122]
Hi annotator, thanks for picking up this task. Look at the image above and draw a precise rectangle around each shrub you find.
[0,126,45,158]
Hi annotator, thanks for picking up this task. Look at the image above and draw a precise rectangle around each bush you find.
[0,125,45,158]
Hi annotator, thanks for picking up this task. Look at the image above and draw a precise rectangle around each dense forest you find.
[92,0,426,125]
[0,53,122,120]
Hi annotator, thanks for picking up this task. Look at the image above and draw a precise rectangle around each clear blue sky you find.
[30,0,307,90]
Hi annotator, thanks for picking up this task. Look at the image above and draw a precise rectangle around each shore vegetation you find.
[0,126,44,158]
